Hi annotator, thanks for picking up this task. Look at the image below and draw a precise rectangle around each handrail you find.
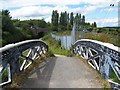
[74,39,120,53]
[72,39,120,89]
[0,39,48,86]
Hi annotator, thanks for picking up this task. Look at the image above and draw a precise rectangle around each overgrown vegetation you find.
[110,68,120,84]
[84,32,120,47]
[2,67,8,82]
[54,31,71,36]
[41,34,72,56]
[1,10,49,47]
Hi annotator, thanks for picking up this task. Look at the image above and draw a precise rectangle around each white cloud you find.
[0,0,80,9]
[86,18,118,27]
[0,0,119,9]
[73,5,97,15]
[10,5,96,21]
[10,6,53,20]
[1,0,118,27]
[9,6,53,19]
[45,16,51,22]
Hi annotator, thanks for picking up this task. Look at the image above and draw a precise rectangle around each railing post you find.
[0,40,48,86]
[102,55,111,79]
[99,55,106,78]
[72,39,120,89]
[9,47,21,75]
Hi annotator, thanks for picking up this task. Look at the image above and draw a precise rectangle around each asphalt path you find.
[22,55,102,88]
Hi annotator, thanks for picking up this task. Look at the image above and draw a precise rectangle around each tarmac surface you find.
[22,55,102,88]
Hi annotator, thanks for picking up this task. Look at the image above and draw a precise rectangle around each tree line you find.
[51,10,97,31]
[1,10,119,47]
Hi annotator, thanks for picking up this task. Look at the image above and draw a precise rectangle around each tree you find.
[64,11,68,27]
[2,10,25,46]
[51,10,59,31]
[59,11,68,31]
[74,13,83,25]
[70,12,74,26]
[2,10,15,33]
[93,22,97,27]
[12,19,21,27]
[1,10,50,46]
[74,13,79,23]
[82,15,85,24]
[79,14,81,21]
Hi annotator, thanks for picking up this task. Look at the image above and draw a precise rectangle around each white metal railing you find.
[0,39,48,86]
[72,39,120,89]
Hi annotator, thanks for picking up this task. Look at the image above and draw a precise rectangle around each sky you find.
[0,0,119,27]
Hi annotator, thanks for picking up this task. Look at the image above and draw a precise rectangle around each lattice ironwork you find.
[72,39,120,89]
[0,40,48,86]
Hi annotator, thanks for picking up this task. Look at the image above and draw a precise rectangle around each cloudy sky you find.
[0,0,119,27]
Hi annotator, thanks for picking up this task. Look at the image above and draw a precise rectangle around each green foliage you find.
[2,66,8,82]
[45,49,55,57]
[19,57,24,65]
[1,10,49,46]
[82,15,85,23]
[42,34,72,56]
[110,68,120,83]
[51,10,97,32]
[59,11,69,31]
[96,28,120,47]
[1,10,28,46]
[51,10,59,31]
[2,10,15,33]
[70,12,74,26]
[93,22,97,27]
[2,28,26,45]
[55,31,71,36]
[12,19,21,27]
[13,19,47,30]
[84,32,120,47]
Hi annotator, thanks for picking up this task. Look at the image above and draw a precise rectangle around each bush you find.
[46,49,55,57]
[41,34,73,56]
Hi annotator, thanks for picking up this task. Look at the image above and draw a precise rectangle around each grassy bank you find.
[54,31,119,47]
[84,32,120,47]
[41,34,72,57]
[54,31,71,36]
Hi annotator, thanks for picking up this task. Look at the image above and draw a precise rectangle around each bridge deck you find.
[21,55,102,88]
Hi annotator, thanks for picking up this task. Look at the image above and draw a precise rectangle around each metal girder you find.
[72,39,120,89]
[0,39,48,86]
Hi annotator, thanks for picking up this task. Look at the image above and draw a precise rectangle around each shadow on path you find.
[21,57,57,88]
[21,56,103,88]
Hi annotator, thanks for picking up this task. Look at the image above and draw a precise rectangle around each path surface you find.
[22,55,102,88]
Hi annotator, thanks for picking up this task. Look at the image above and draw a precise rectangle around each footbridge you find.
[0,38,120,89]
